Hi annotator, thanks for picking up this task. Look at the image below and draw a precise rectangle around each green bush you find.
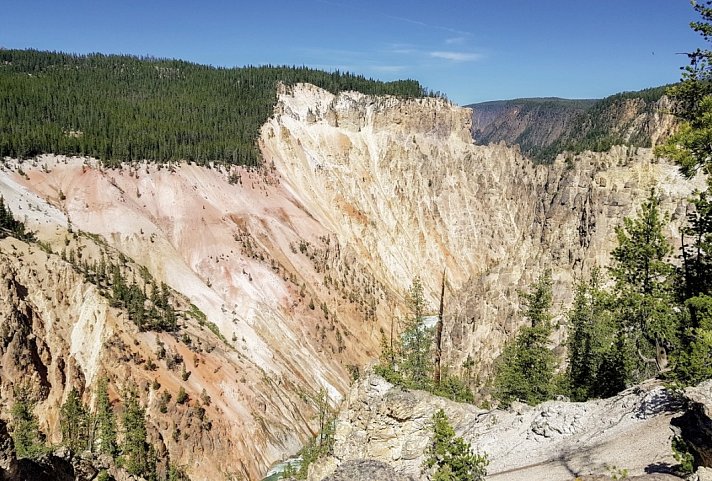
[425,410,488,481]
[176,387,188,405]
[672,436,695,475]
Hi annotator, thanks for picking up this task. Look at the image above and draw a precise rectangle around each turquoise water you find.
[261,457,302,481]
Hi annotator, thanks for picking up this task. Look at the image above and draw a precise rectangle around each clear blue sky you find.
[0,1,704,105]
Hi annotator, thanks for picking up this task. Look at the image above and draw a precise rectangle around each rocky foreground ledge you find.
[306,375,712,481]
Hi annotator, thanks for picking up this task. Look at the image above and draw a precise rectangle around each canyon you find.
[0,83,705,480]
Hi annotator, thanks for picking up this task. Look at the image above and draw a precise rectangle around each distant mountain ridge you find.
[467,85,673,162]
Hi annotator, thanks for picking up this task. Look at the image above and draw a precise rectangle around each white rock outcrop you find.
[312,374,684,481]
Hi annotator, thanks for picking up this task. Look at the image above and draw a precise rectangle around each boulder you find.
[671,380,712,467]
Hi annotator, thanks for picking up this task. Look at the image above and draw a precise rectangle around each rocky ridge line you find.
[306,375,712,481]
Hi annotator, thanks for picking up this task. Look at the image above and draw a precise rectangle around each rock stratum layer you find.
[0,83,704,480]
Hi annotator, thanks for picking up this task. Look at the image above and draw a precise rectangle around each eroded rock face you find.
[262,83,703,379]
[0,419,20,481]
[0,83,705,479]
[311,375,684,481]
[0,156,391,480]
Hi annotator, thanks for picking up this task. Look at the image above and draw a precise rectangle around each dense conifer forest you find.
[0,49,429,166]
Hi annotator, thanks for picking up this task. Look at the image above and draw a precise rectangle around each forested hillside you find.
[0,49,429,166]
[469,85,671,162]
[536,85,670,161]
[469,97,596,159]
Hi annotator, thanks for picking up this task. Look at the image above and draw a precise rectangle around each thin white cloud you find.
[430,51,483,62]
[299,47,369,58]
[315,0,471,36]
[445,36,466,45]
[389,48,417,55]
[384,43,419,56]
[384,14,471,36]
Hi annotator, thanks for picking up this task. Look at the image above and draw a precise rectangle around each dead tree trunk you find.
[434,269,446,386]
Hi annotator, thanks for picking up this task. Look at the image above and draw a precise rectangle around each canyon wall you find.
[0,83,703,479]
[262,83,702,379]
[469,92,676,161]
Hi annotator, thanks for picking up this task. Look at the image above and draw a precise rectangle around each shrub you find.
[176,387,188,405]
[425,409,488,481]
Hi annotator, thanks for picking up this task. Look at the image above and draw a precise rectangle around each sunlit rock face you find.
[305,374,684,481]
[0,83,702,480]
[263,83,702,380]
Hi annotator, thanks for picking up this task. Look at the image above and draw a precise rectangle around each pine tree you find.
[0,195,9,228]
[111,265,126,305]
[176,387,188,405]
[95,377,117,456]
[655,0,712,178]
[425,409,488,481]
[521,269,553,328]
[494,271,557,406]
[674,295,712,385]
[596,324,632,397]
[374,278,435,389]
[10,387,45,459]
[0,195,33,241]
[566,270,623,400]
[653,0,712,388]
[121,388,152,477]
[678,192,712,298]
[398,278,433,389]
[314,388,334,450]
[609,190,675,380]
[61,387,89,452]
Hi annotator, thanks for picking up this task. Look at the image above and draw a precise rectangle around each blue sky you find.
[0,1,704,104]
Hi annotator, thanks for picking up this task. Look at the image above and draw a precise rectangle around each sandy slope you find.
[0,156,393,479]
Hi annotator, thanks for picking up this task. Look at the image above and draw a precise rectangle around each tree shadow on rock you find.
[644,461,677,475]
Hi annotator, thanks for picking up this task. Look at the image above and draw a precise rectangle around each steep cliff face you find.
[0,235,320,481]
[0,157,391,480]
[0,83,703,480]
[262,83,702,380]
